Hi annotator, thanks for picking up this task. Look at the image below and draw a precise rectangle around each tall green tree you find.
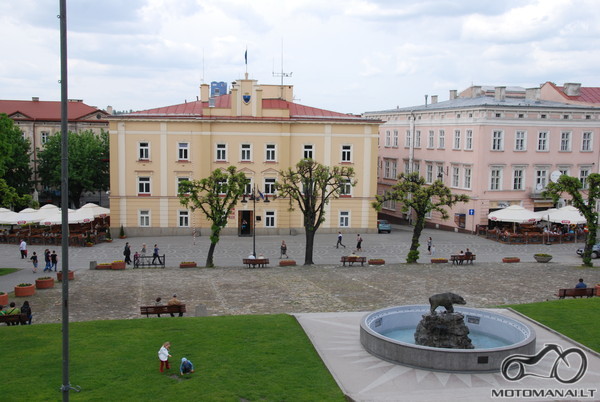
[276,159,355,266]
[543,174,600,267]
[372,172,469,263]
[178,166,249,267]
[0,114,33,197]
[37,129,109,208]
[0,178,32,210]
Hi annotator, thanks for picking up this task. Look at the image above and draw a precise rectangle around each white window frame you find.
[41,131,50,145]
[178,142,189,161]
[415,130,421,148]
[178,210,189,227]
[139,142,150,160]
[537,131,549,151]
[138,177,151,195]
[438,130,445,149]
[405,130,412,148]
[492,130,504,151]
[339,211,350,227]
[385,130,391,147]
[453,130,461,150]
[490,167,503,190]
[428,130,435,149]
[512,167,525,190]
[391,160,397,179]
[264,178,276,195]
[581,132,592,152]
[393,130,399,147]
[384,160,391,179]
[265,211,275,227]
[465,130,473,150]
[560,132,571,152]
[515,130,527,151]
[463,167,472,189]
[341,145,352,162]
[303,144,314,159]
[451,166,460,187]
[139,210,150,227]
[580,167,591,189]
[535,168,548,190]
[177,177,190,195]
[426,164,433,184]
[265,144,276,161]
[340,178,352,196]
[241,143,252,161]
[216,143,227,161]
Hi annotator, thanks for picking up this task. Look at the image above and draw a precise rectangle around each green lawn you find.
[3,314,344,401]
[508,297,600,352]
[0,268,19,276]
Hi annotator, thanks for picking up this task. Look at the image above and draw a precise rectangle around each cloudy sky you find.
[2,0,600,114]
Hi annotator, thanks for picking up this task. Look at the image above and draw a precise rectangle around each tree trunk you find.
[304,229,316,265]
[408,215,426,263]
[205,241,217,268]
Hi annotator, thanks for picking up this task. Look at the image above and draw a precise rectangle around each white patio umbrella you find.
[488,205,539,224]
[39,209,92,226]
[544,205,586,225]
[0,210,19,225]
[78,203,110,218]
[1,207,39,225]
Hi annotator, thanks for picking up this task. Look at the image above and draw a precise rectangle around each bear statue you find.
[428,292,466,315]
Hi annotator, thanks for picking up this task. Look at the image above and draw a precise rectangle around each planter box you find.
[111,262,126,270]
[14,284,35,297]
[431,259,448,264]
[179,262,197,268]
[96,263,112,270]
[0,293,8,305]
[502,258,520,263]
[35,278,55,289]
[368,259,385,265]
[595,285,600,297]
[57,271,75,281]
[279,260,297,267]
[534,255,552,263]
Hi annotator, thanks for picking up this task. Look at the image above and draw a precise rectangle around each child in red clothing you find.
[158,342,172,372]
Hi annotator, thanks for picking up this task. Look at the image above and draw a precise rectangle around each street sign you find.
[468,209,475,215]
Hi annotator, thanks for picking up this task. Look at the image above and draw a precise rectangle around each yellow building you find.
[109,76,380,236]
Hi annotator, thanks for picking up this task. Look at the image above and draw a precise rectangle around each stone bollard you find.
[89,261,97,270]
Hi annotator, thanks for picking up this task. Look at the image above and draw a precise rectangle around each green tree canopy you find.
[0,113,33,197]
[276,159,356,265]
[543,174,600,267]
[37,129,109,208]
[0,178,32,210]
[178,166,249,267]
[373,172,469,263]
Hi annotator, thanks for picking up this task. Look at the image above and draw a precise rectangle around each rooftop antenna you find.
[272,39,292,99]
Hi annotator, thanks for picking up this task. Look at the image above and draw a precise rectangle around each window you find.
[426,164,433,183]
[384,160,391,179]
[453,130,461,149]
[381,191,396,211]
[580,168,591,189]
[341,145,352,162]
[217,180,227,195]
[138,177,151,195]
[139,142,149,160]
[490,167,502,190]
[451,166,460,187]
[384,159,397,179]
[582,132,592,151]
[463,167,472,189]
[512,168,524,190]
[515,131,526,151]
[428,130,435,148]
[178,142,189,160]
[340,179,352,196]
[265,211,275,227]
[558,167,570,177]
[560,132,571,151]
[541,114,547,119]
[537,132,549,151]
[339,211,350,227]
[216,143,227,161]
[391,160,397,178]
[535,169,548,190]
[265,144,276,161]
[178,210,189,227]
[492,130,504,151]
[264,178,276,194]
[465,130,473,150]
[405,130,412,147]
[139,210,150,227]
[41,131,50,144]
[303,144,313,159]
[241,144,251,161]
[385,130,391,147]
[393,130,399,147]
[244,180,253,195]
[415,131,421,148]
[438,130,445,149]
[177,177,190,195]
[436,165,445,182]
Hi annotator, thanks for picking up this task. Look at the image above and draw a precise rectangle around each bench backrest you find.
[140,304,186,314]
[0,313,28,323]
[559,288,593,297]
[243,258,269,264]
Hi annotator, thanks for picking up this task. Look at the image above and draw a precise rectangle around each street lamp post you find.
[241,184,269,257]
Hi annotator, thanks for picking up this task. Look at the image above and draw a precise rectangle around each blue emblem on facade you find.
[243,94,251,104]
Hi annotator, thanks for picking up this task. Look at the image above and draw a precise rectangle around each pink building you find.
[364,85,600,233]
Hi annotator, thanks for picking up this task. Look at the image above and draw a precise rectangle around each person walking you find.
[356,234,363,252]
[280,240,288,259]
[19,239,27,259]
[141,243,147,257]
[152,244,160,265]
[427,237,433,255]
[336,232,346,248]
[50,250,58,272]
[43,249,52,272]
[123,242,132,265]
[158,342,172,372]
[30,252,38,273]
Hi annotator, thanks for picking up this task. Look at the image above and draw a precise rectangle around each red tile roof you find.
[546,82,600,104]
[128,94,365,121]
[0,99,108,121]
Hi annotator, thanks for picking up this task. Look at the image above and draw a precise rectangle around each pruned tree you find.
[277,159,355,265]
[37,129,109,208]
[372,172,469,263]
[178,166,249,267]
[543,174,600,267]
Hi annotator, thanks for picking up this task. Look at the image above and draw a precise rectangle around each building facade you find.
[365,85,600,233]
[108,76,380,236]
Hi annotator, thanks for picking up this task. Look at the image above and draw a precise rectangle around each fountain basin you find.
[360,305,536,372]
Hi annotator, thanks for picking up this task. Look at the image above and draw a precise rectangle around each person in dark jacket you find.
[20,301,32,325]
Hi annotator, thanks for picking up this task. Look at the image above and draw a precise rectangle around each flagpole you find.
[245,46,248,76]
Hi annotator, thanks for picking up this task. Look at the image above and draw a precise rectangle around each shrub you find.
[534,253,552,257]
[17,283,33,287]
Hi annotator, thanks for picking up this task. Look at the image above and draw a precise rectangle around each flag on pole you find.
[258,190,265,200]
[245,48,248,65]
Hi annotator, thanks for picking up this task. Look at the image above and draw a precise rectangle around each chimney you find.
[472,86,482,97]
[32,97,39,102]
[431,95,438,104]
[525,87,540,101]
[106,105,114,114]
[494,86,506,101]
[563,82,581,96]
[200,84,210,102]
[449,90,457,100]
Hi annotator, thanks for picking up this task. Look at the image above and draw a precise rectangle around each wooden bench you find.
[242,258,269,268]
[0,314,29,325]
[450,254,476,265]
[140,304,186,317]
[340,256,367,266]
[556,288,595,299]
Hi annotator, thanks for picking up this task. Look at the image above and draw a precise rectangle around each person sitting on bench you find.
[575,278,587,289]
